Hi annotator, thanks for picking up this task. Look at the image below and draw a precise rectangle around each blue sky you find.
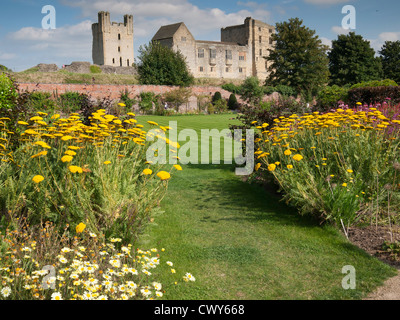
[1,0,399,71]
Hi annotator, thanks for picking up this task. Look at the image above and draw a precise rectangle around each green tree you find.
[379,40,400,83]
[240,76,265,105]
[328,32,382,86]
[265,17,330,101]
[136,41,194,86]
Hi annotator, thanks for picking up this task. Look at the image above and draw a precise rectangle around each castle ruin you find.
[92,11,134,67]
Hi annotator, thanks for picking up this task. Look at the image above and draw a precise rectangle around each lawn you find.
[135,113,397,300]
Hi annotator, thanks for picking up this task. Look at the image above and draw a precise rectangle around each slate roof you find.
[152,22,185,40]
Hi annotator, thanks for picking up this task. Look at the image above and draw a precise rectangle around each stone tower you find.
[221,17,275,80]
[92,11,134,67]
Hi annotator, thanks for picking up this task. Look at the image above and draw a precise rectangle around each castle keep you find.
[92,12,274,81]
[152,17,275,81]
[92,11,134,67]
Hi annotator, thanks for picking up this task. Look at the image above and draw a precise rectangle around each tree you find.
[379,40,400,83]
[265,17,330,101]
[328,32,382,86]
[135,41,194,86]
[240,76,265,105]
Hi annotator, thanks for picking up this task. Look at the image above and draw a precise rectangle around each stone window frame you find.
[239,52,246,61]
[209,48,217,59]
[225,50,232,60]
[198,48,205,58]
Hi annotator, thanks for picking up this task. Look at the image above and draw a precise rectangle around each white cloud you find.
[331,25,351,35]
[369,32,400,54]
[304,0,351,4]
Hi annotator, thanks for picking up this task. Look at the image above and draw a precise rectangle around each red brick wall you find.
[16,83,234,101]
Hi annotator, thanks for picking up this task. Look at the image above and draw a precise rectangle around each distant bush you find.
[348,85,400,105]
[316,85,349,111]
[0,65,11,72]
[212,91,222,104]
[58,92,87,114]
[350,79,398,89]
[221,83,241,94]
[227,93,238,110]
[26,92,57,113]
[90,65,102,74]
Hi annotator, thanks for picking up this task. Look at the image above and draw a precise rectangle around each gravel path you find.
[365,270,400,300]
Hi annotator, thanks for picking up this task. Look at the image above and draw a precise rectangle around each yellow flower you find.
[61,155,73,163]
[284,149,292,156]
[32,175,44,184]
[268,164,276,172]
[255,163,261,171]
[118,103,126,107]
[76,223,86,233]
[147,121,158,126]
[347,169,353,173]
[61,135,74,141]
[31,151,48,159]
[142,168,152,175]
[17,121,29,125]
[127,112,135,116]
[104,161,111,165]
[292,154,303,161]
[157,171,171,181]
[64,150,77,156]
[173,165,182,171]
[287,164,293,169]
[342,183,347,187]
[68,166,83,174]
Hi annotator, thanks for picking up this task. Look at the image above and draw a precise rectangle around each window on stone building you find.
[198,48,204,58]
[199,66,204,72]
[118,46,121,52]
[225,50,232,60]
[259,49,262,56]
[181,36,186,42]
[239,67,243,73]
[112,58,115,64]
[127,59,130,66]
[269,38,273,45]
[120,57,122,66]
[118,34,121,40]
[210,49,216,59]
[269,29,273,33]
[210,66,215,72]
[239,52,246,61]
[225,67,231,73]
[259,36,262,43]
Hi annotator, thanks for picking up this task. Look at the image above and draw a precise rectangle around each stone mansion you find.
[92,12,275,81]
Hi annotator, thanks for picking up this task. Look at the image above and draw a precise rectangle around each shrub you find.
[254,106,400,235]
[316,85,349,111]
[163,88,192,113]
[58,92,87,114]
[138,92,161,114]
[0,73,18,112]
[227,93,238,110]
[212,91,222,104]
[90,65,102,74]
[350,79,398,89]
[347,85,400,106]
[26,92,57,113]
[221,83,241,94]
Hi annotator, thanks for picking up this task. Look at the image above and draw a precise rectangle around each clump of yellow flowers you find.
[253,106,400,233]
[0,109,182,245]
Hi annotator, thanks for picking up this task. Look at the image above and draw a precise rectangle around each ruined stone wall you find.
[92,12,134,67]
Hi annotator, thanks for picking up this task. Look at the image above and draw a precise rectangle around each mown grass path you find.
[137,114,396,300]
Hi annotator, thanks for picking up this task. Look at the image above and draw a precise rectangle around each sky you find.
[0,0,399,71]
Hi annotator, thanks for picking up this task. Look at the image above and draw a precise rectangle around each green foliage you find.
[347,85,400,105]
[0,65,11,72]
[212,91,222,103]
[0,73,19,111]
[329,32,383,86]
[265,17,330,102]
[58,92,87,114]
[139,92,160,113]
[89,65,102,74]
[136,41,194,86]
[163,87,192,112]
[119,89,137,111]
[379,41,400,84]
[350,79,398,89]
[240,76,265,105]
[227,93,238,110]
[26,92,57,113]
[221,83,241,94]
[316,85,349,110]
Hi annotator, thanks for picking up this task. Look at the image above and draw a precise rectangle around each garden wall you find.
[16,82,235,113]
